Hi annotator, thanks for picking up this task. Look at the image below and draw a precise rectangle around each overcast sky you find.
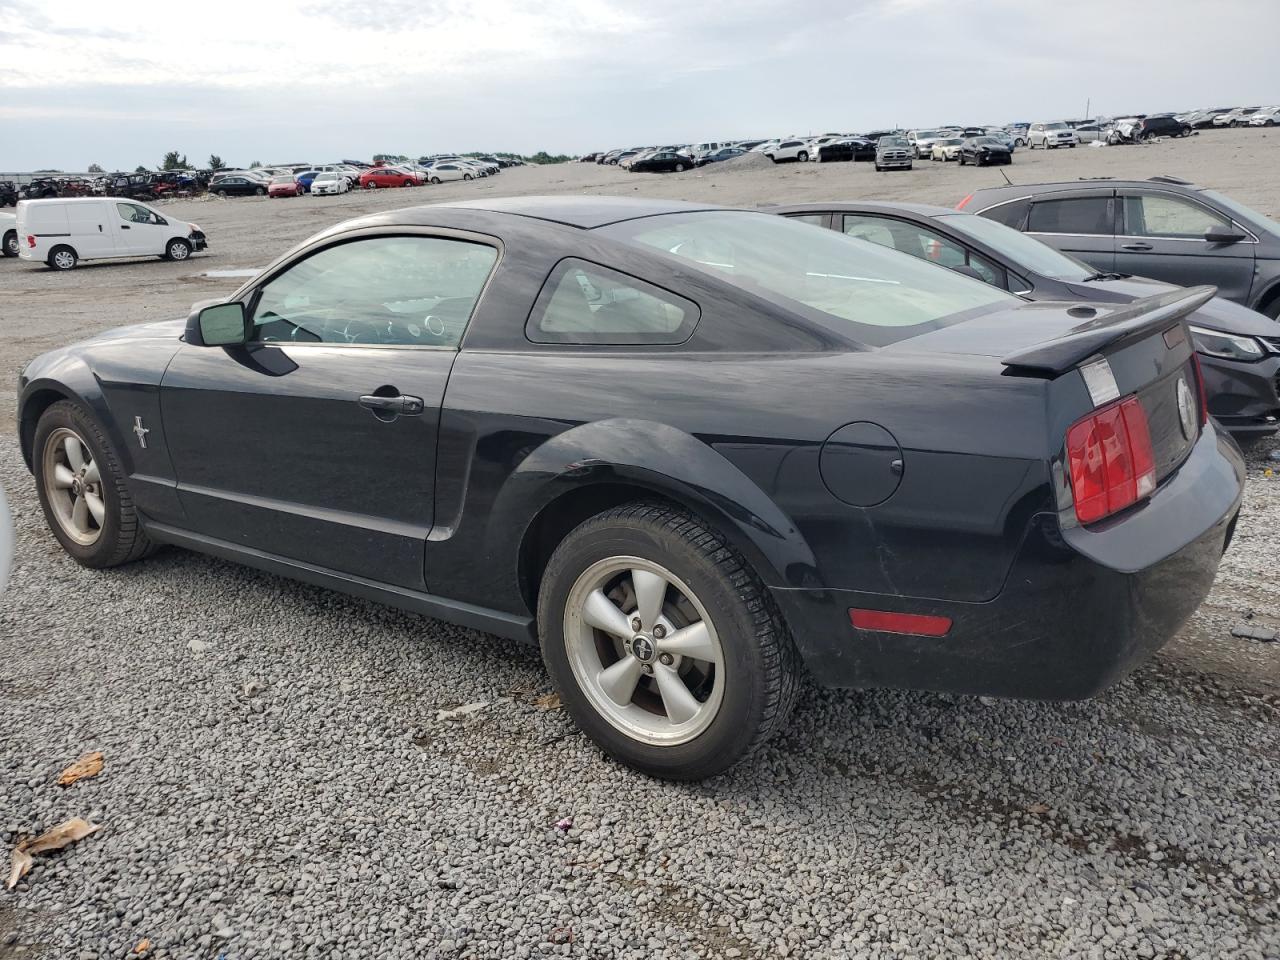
[1,0,1275,170]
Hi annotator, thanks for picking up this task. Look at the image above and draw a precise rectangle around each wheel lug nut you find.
[642,664,654,675]
[631,617,642,631]
[659,653,674,666]
[652,625,666,639]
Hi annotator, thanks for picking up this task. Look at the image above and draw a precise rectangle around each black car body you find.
[628,151,694,173]
[960,178,1280,320]
[958,137,1012,166]
[773,201,1280,439]
[105,173,158,200]
[18,198,1243,779]
[210,175,268,197]
[1136,116,1192,139]
[21,178,60,199]
[817,138,876,163]
[0,181,18,207]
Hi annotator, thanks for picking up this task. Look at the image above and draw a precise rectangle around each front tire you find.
[797,151,808,162]
[165,238,191,261]
[430,177,441,184]
[463,173,473,180]
[538,502,800,780]
[33,401,155,568]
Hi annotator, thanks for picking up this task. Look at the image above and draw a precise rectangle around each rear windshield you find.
[597,211,1016,347]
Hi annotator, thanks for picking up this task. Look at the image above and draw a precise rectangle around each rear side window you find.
[1027,197,1113,235]
[1122,194,1230,238]
[527,259,698,345]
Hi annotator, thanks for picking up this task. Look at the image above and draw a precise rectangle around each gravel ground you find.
[1,129,1278,959]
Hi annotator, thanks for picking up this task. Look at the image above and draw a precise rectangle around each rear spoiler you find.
[1001,286,1216,375]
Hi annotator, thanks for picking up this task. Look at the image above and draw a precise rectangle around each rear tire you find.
[2,230,16,257]
[430,177,441,184]
[797,151,808,162]
[33,400,156,568]
[538,501,800,781]
[255,186,266,196]
[48,246,77,270]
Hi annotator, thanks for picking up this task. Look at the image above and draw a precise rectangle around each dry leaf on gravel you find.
[6,846,33,891]
[532,692,562,712]
[132,938,151,954]
[6,817,103,889]
[57,751,104,787]
[1026,803,1051,815]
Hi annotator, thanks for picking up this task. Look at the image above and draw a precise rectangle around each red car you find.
[268,175,304,198]
[359,166,422,189]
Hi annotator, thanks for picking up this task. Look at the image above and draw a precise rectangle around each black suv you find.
[960,177,1280,318]
[1136,116,1192,139]
[0,181,17,207]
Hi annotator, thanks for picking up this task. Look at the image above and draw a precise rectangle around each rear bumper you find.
[1201,352,1280,438]
[772,423,1244,700]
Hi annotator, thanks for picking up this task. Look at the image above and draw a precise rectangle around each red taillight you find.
[1065,395,1156,525]
[1191,353,1209,424]
[26,234,35,248]
[849,608,953,637]
[955,192,973,210]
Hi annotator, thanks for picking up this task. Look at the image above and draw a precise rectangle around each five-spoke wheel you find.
[42,427,104,546]
[565,557,725,744]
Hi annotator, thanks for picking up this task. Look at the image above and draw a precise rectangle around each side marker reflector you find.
[849,608,953,637]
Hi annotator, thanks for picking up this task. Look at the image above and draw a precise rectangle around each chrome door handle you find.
[1121,242,1152,251]
[359,394,425,416]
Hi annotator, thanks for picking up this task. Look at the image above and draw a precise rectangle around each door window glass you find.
[842,215,1001,286]
[1026,197,1113,235]
[116,202,154,223]
[1123,195,1231,238]
[528,259,697,344]
[250,236,497,347]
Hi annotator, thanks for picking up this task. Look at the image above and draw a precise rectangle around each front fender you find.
[489,418,822,592]
[17,355,121,471]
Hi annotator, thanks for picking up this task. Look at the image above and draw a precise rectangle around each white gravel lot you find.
[1,129,1278,959]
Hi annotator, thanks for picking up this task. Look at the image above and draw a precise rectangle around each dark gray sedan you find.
[773,200,1280,440]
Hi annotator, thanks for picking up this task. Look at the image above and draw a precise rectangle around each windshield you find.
[1200,190,1280,235]
[317,173,338,181]
[972,137,999,145]
[597,211,1015,346]
[1045,122,1068,130]
[937,213,1095,282]
[271,176,293,184]
[880,137,908,147]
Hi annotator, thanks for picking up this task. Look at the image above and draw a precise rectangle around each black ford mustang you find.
[18,197,1245,780]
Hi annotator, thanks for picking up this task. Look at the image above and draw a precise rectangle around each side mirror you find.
[1205,224,1247,244]
[186,301,248,346]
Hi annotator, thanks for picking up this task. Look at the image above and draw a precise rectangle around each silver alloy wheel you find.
[168,241,189,260]
[52,249,75,270]
[5,234,15,256]
[564,556,725,745]
[42,427,105,546]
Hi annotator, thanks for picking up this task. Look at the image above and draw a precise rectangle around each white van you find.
[17,197,207,270]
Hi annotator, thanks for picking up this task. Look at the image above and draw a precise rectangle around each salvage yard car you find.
[1028,121,1079,149]
[773,201,1280,441]
[874,135,913,171]
[957,136,1012,166]
[17,197,206,270]
[930,137,963,161]
[17,197,1244,780]
[311,172,351,195]
[960,177,1280,318]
